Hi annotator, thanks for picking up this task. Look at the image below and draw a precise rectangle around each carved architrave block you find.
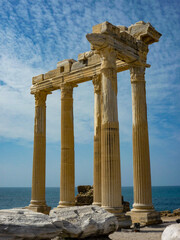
[128,21,162,45]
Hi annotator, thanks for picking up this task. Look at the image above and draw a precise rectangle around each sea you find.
[0,186,180,212]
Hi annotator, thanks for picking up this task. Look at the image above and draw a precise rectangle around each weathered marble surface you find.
[161,223,180,240]
[0,206,118,239]
[0,208,61,239]
[50,205,118,239]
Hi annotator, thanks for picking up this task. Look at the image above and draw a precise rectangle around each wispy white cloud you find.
[0,0,179,149]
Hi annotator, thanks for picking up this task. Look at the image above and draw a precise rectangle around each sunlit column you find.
[92,75,101,206]
[58,83,76,207]
[28,91,50,214]
[100,47,123,215]
[130,66,154,212]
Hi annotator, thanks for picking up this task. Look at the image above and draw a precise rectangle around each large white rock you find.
[0,208,61,239]
[50,205,118,239]
[161,224,180,240]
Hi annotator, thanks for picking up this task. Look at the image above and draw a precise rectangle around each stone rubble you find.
[0,206,118,239]
[50,205,119,239]
[160,208,180,217]
[0,208,61,239]
[173,208,180,216]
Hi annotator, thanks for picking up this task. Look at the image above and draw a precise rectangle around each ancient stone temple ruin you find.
[27,21,162,226]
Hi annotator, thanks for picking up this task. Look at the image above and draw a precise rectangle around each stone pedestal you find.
[100,47,131,228]
[127,210,161,226]
[92,75,101,206]
[27,91,50,214]
[128,66,161,225]
[58,84,76,207]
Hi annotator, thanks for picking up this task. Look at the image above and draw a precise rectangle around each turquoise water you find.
[0,186,179,212]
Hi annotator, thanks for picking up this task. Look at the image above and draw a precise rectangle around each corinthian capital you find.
[130,66,145,83]
[34,91,48,107]
[60,82,77,98]
[100,47,117,70]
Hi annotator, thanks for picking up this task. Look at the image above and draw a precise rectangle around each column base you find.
[127,210,162,226]
[92,202,101,206]
[25,203,51,215]
[132,203,155,212]
[102,206,132,229]
[57,201,75,208]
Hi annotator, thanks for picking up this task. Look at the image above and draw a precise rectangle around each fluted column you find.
[100,47,123,215]
[58,83,76,207]
[28,91,50,214]
[130,66,154,212]
[92,75,101,206]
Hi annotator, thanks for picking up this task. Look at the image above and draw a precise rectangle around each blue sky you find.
[0,0,179,187]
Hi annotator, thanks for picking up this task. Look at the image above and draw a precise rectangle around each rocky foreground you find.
[0,207,180,240]
[0,205,118,239]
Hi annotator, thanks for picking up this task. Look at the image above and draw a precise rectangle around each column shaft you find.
[100,47,123,214]
[58,84,75,207]
[28,91,50,214]
[130,66,154,211]
[93,75,101,206]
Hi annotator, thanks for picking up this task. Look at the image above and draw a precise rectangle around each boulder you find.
[0,208,61,240]
[76,195,93,205]
[50,205,118,239]
[161,224,180,240]
[78,185,92,194]
[76,185,93,206]
[160,210,171,217]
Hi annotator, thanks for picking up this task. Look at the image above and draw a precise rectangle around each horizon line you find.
[0,185,180,188]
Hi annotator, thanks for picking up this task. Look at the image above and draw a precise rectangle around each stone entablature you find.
[28,21,162,227]
[31,20,161,94]
[31,58,130,93]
